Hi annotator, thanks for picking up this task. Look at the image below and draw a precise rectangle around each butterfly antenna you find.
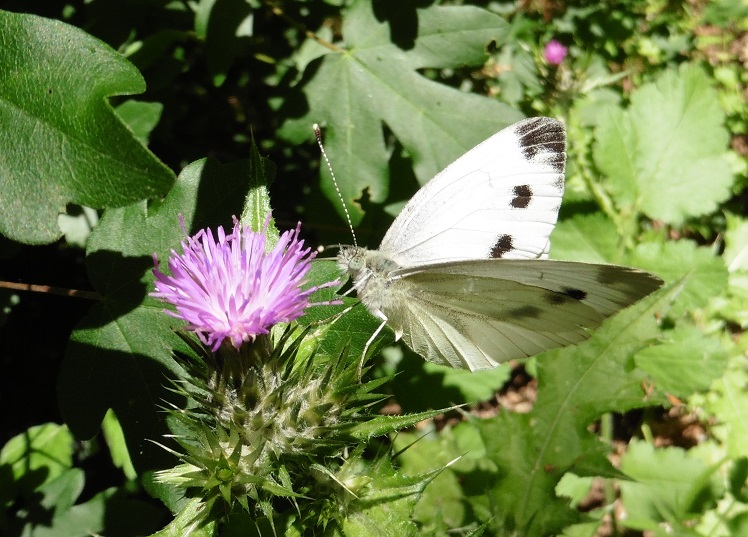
[313,124,357,248]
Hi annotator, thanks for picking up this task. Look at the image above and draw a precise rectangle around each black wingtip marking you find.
[596,267,623,286]
[595,267,664,297]
[490,234,513,258]
[511,184,532,209]
[514,117,566,173]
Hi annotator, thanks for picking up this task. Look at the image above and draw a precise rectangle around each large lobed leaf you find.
[1,423,163,536]
[594,63,733,225]
[57,158,257,470]
[475,283,681,535]
[619,441,723,533]
[0,10,174,244]
[279,0,522,224]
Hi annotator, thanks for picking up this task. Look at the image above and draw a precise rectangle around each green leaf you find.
[0,10,175,244]
[555,473,595,508]
[705,356,748,459]
[240,136,278,243]
[22,470,164,537]
[619,440,722,531]
[195,0,253,87]
[550,211,621,263]
[346,407,454,441]
[476,412,582,536]
[302,259,346,311]
[569,87,621,128]
[58,157,255,470]
[36,469,86,520]
[0,423,74,495]
[393,425,494,532]
[634,324,728,397]
[393,350,512,411]
[724,212,748,272]
[102,409,137,481]
[594,63,733,225]
[494,44,541,108]
[114,100,164,145]
[627,240,729,318]
[534,284,681,463]
[425,362,512,404]
[301,277,391,364]
[342,456,433,537]
[474,283,681,536]
[148,497,217,537]
[57,205,100,248]
[279,0,521,224]
[1,423,165,536]
[728,457,748,503]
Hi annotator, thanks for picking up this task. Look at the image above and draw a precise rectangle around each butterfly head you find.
[337,246,368,278]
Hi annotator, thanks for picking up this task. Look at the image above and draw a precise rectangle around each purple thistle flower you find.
[152,216,337,351]
[544,40,568,65]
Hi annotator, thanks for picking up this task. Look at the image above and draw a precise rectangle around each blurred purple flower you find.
[544,40,568,65]
[152,216,336,351]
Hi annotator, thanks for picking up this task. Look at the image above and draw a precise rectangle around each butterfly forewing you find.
[336,117,663,373]
[378,117,567,266]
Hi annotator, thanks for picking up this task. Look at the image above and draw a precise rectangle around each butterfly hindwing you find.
[384,259,663,370]
[378,117,566,267]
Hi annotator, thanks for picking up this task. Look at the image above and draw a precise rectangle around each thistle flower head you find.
[150,215,435,532]
[544,39,568,65]
[152,216,331,351]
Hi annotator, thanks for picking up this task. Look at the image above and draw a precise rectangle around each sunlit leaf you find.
[0,10,174,244]
[279,1,521,224]
[594,64,734,225]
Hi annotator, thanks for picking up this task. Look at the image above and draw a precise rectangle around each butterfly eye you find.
[337,247,367,277]
[349,256,364,272]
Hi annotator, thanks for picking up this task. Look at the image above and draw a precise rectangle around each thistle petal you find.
[152,216,336,351]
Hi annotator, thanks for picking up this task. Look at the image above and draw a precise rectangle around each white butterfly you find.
[333,117,662,371]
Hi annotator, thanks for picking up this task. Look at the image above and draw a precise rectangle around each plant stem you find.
[262,0,346,54]
[0,280,101,300]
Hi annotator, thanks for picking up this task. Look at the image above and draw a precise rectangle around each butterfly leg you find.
[305,302,353,329]
[358,319,387,382]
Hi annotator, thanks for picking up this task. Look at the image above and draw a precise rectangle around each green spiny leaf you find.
[241,135,278,245]
[345,408,457,441]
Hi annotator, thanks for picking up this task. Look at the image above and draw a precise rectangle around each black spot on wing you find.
[562,287,587,300]
[514,117,566,173]
[508,305,543,319]
[511,184,532,209]
[545,287,587,305]
[490,234,513,258]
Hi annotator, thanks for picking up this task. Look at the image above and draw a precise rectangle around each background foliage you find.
[1,0,747,536]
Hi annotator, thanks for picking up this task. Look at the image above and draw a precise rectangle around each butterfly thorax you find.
[337,246,404,318]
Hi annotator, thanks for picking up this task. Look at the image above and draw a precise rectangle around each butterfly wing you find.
[378,117,566,266]
[382,259,663,370]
